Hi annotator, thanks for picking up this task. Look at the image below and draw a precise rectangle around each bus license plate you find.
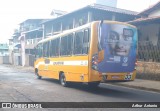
[111,75,120,79]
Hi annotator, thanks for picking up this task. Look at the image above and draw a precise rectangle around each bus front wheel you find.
[35,69,42,79]
[60,73,68,87]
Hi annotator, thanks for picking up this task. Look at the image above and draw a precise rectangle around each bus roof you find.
[37,22,92,45]
[103,20,137,28]
[36,20,136,45]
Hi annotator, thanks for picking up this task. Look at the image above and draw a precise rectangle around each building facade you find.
[9,19,44,66]
[18,19,44,66]
[42,4,138,39]
[129,1,160,62]
[0,43,9,56]
[9,29,21,65]
[0,43,9,64]
[10,4,140,66]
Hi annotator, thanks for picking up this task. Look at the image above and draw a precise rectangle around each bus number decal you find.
[52,61,88,66]
[53,61,64,65]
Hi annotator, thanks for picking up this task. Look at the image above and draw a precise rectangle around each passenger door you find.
[43,41,50,76]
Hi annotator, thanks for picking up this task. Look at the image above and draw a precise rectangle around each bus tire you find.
[59,73,68,87]
[88,81,100,87]
[35,69,42,79]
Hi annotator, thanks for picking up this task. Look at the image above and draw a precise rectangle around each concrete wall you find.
[137,61,160,81]
[0,57,3,64]
[25,54,35,67]
[12,53,21,66]
[13,56,21,65]
[25,54,29,66]
[0,56,10,64]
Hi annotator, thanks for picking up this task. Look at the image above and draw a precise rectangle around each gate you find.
[3,56,10,64]
[29,55,35,67]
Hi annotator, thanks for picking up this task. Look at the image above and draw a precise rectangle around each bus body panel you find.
[88,22,102,82]
[35,56,89,82]
[101,70,136,81]
[34,20,137,83]
[89,21,137,82]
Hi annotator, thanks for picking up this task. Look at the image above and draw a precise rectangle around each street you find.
[0,65,160,111]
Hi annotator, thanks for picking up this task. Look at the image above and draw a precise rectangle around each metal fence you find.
[138,42,160,62]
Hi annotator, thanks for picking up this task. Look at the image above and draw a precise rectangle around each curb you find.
[109,83,160,93]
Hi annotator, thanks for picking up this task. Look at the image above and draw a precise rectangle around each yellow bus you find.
[34,20,138,87]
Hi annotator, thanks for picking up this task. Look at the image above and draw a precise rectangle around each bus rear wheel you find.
[60,73,68,87]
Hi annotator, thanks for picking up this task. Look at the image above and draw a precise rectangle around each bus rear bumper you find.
[100,70,136,82]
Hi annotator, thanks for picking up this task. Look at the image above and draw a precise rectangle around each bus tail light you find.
[135,62,137,66]
[92,51,104,70]
[92,54,98,70]
[135,55,138,69]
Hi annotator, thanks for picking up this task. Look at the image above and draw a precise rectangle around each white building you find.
[0,43,9,56]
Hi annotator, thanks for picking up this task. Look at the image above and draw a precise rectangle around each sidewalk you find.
[4,64,34,73]
[109,79,160,93]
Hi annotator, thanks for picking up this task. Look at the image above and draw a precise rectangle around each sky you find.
[0,0,159,43]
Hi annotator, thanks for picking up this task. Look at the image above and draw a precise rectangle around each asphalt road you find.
[0,65,160,111]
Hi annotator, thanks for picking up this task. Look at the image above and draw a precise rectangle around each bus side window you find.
[83,29,90,54]
[67,34,73,55]
[50,40,54,57]
[55,38,60,56]
[60,36,68,56]
[35,46,38,58]
[36,43,43,58]
[47,41,50,57]
[74,31,83,55]
[50,38,60,57]
[43,42,49,57]
[51,39,56,57]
